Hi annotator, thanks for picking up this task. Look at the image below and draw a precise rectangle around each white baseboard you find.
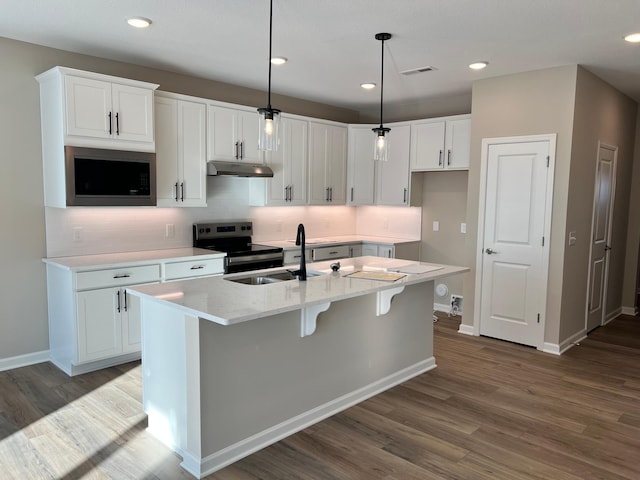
[0,350,49,372]
[182,357,437,478]
[621,306,637,316]
[542,329,587,355]
[604,307,622,325]
[434,302,450,313]
[458,324,475,336]
[51,352,141,376]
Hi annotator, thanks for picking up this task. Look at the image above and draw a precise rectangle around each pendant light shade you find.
[372,32,391,162]
[258,0,281,151]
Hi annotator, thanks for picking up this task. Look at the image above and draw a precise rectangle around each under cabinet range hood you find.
[207,161,273,178]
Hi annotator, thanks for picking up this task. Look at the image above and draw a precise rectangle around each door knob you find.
[485,248,498,254]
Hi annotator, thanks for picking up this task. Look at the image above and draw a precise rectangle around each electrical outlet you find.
[165,224,175,238]
[568,231,576,246]
[72,227,82,242]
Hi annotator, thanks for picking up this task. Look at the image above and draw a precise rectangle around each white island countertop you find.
[128,256,468,326]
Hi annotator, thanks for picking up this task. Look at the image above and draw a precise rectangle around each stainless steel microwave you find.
[65,146,156,206]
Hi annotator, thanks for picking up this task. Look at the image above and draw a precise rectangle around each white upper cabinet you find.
[308,122,347,205]
[411,115,471,171]
[37,67,158,152]
[155,94,207,207]
[207,104,263,164]
[376,124,411,206]
[347,125,375,205]
[250,115,307,206]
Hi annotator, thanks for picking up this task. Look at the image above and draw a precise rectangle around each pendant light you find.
[257,0,281,151]
[372,32,391,162]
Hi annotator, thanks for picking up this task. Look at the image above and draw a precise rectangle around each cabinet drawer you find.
[76,264,160,290]
[164,258,224,280]
[283,249,311,265]
[312,245,350,261]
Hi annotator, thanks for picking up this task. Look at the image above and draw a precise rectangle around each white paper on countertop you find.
[387,264,444,274]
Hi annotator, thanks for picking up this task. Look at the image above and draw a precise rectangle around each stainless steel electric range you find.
[193,221,284,273]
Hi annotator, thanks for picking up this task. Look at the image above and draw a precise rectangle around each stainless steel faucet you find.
[292,223,307,281]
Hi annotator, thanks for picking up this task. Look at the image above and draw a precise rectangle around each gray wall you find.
[562,67,637,339]
[463,65,638,348]
[419,171,468,307]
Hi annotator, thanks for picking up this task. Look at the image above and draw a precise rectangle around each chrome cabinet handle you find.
[485,248,498,255]
[439,150,443,166]
[447,149,451,166]
[113,274,131,279]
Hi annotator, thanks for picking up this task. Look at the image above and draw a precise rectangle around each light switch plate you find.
[461,223,467,234]
[568,231,576,246]
[433,221,440,232]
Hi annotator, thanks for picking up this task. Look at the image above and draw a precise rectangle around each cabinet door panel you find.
[238,110,262,163]
[328,125,347,204]
[347,127,375,205]
[445,118,471,169]
[122,290,141,353]
[112,83,154,143]
[208,106,238,161]
[288,118,308,204]
[76,288,123,363]
[155,97,179,204]
[308,123,330,204]
[376,125,410,205]
[179,101,207,206]
[65,76,112,139]
[411,121,445,170]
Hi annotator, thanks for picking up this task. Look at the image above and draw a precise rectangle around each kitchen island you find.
[128,256,467,478]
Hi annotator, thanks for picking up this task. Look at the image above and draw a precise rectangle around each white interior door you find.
[586,144,616,332]
[478,138,553,348]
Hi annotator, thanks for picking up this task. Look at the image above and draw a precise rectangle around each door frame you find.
[472,134,557,349]
[584,142,618,330]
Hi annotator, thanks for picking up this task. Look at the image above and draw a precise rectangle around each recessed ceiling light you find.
[361,83,376,90]
[127,17,152,28]
[624,33,640,43]
[270,57,288,65]
[469,61,489,70]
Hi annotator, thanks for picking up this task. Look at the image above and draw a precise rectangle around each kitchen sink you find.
[225,269,325,285]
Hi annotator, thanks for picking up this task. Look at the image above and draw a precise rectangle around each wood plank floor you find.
[1,314,639,479]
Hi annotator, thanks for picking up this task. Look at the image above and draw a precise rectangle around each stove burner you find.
[193,221,283,273]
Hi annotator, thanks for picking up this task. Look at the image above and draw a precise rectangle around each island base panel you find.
[142,281,435,478]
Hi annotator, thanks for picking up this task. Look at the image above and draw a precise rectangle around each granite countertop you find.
[127,256,468,326]
[256,235,421,249]
[43,247,225,271]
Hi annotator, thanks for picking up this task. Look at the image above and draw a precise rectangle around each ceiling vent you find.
[400,66,436,76]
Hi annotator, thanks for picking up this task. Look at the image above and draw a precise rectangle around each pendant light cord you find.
[267,0,274,110]
[379,36,384,128]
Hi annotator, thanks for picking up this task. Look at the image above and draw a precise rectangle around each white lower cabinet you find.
[45,253,224,376]
[362,243,394,258]
[76,286,141,363]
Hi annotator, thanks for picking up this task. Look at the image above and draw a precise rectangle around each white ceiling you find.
[2,0,640,112]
